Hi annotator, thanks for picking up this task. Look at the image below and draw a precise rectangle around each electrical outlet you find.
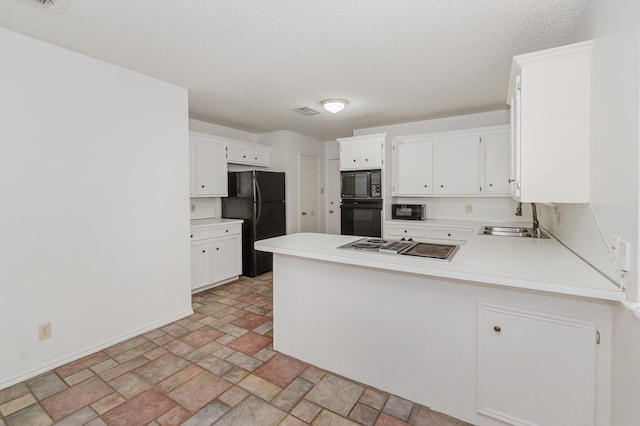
[38,322,52,340]
[611,235,620,261]
[465,204,473,214]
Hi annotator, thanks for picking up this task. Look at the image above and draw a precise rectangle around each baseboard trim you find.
[0,308,194,391]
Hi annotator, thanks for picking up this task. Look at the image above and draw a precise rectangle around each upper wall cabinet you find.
[189,132,228,197]
[392,135,434,195]
[338,133,385,170]
[507,40,592,203]
[227,141,271,167]
[391,126,510,197]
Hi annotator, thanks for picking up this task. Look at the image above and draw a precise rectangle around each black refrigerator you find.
[222,171,286,277]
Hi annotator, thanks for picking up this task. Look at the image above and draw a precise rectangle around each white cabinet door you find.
[434,134,480,195]
[210,235,242,284]
[392,137,433,196]
[226,143,249,163]
[190,240,211,289]
[478,303,596,426]
[249,146,271,167]
[338,134,385,170]
[508,41,591,203]
[340,142,361,170]
[359,140,383,169]
[190,133,228,197]
[481,129,510,195]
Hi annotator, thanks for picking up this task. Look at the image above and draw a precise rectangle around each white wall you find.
[189,119,258,143]
[566,0,640,424]
[0,28,192,389]
[259,131,325,234]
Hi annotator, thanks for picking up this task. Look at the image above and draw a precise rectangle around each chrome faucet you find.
[515,202,542,238]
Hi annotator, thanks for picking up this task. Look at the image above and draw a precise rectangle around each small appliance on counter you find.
[391,204,426,220]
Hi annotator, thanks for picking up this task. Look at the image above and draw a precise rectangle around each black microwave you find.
[391,204,426,220]
[341,170,382,199]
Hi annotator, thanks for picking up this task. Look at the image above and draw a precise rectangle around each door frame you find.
[298,152,320,233]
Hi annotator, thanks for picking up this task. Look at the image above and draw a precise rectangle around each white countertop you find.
[190,218,243,228]
[254,228,625,302]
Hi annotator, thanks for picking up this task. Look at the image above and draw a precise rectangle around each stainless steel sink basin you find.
[479,226,550,239]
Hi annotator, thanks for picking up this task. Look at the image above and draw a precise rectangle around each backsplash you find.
[190,197,219,220]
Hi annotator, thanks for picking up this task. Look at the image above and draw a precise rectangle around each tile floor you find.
[0,273,470,426]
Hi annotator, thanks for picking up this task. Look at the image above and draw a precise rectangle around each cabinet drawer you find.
[190,228,210,241]
[209,223,242,238]
[386,225,427,239]
[426,228,471,243]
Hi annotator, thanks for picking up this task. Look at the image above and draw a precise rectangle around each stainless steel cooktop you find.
[338,238,458,261]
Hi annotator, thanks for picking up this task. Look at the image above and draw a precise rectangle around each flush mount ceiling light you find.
[321,99,348,114]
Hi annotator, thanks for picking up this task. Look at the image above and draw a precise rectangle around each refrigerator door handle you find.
[254,179,262,224]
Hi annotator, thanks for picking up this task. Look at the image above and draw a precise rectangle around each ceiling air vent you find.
[16,0,67,13]
[295,107,320,116]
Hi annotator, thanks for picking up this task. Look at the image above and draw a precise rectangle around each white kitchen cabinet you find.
[480,128,510,195]
[385,223,428,242]
[190,221,242,292]
[434,133,480,195]
[507,40,592,202]
[425,227,472,244]
[478,303,596,426]
[391,136,433,196]
[227,142,271,167]
[338,133,385,170]
[190,132,228,197]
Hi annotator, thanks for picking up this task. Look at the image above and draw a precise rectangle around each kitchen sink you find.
[479,226,550,239]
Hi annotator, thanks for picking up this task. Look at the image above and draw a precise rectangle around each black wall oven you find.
[340,199,383,238]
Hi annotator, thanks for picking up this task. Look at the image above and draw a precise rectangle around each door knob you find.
[301,211,308,216]
[329,210,334,214]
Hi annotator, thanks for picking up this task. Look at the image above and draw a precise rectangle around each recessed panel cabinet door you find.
[481,129,510,195]
[191,138,227,197]
[210,236,242,284]
[478,303,596,426]
[190,240,211,289]
[391,137,433,195]
[435,134,480,195]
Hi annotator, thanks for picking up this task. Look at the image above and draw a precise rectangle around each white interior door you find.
[326,159,341,234]
[299,153,319,233]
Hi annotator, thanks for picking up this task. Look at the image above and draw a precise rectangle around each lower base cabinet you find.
[477,303,596,426]
[190,221,242,291]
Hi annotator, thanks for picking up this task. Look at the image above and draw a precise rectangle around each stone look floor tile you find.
[374,412,411,425]
[218,386,250,407]
[313,409,360,426]
[272,378,314,412]
[360,388,388,411]
[215,395,286,426]
[40,376,112,421]
[349,402,380,426]
[63,368,95,386]
[383,395,413,421]
[254,353,308,388]
[90,393,126,415]
[168,371,232,412]
[27,373,68,400]
[0,392,36,417]
[305,374,365,417]
[4,402,53,426]
[101,389,176,425]
[0,275,469,426]
[291,399,323,423]
[237,374,282,402]
[108,372,151,399]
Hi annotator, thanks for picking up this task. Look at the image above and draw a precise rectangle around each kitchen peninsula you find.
[255,228,623,426]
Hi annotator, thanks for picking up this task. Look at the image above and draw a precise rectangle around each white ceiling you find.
[0,0,587,141]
